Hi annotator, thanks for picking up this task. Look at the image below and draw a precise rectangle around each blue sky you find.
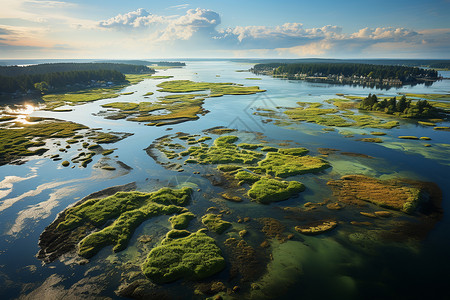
[0,0,449,59]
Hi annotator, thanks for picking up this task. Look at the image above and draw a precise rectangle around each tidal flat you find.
[0,61,449,300]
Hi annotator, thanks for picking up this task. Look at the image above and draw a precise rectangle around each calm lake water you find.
[0,60,449,299]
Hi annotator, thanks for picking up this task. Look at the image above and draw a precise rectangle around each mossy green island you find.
[248,177,305,204]
[42,187,192,259]
[141,229,225,284]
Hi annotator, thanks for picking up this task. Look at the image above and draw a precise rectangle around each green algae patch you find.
[201,214,232,234]
[418,121,436,126]
[398,136,419,140]
[370,132,386,136]
[156,80,265,95]
[55,187,192,258]
[434,126,450,131]
[248,177,305,204]
[142,229,225,284]
[169,212,196,230]
[357,138,383,143]
[256,152,330,178]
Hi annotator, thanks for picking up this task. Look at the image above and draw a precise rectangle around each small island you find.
[251,62,440,87]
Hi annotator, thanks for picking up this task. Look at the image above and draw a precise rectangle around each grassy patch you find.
[141,229,225,283]
[248,177,305,204]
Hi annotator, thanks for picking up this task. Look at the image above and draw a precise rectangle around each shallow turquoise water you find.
[0,61,449,299]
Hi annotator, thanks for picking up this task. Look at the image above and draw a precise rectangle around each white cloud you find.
[25,0,76,8]
[98,8,221,41]
[98,8,166,29]
[350,27,418,40]
[168,4,189,10]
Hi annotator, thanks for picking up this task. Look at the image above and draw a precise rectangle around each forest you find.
[359,94,435,118]
[0,63,154,94]
[252,63,438,82]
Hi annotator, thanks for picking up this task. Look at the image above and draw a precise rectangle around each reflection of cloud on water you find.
[0,179,77,213]
[0,162,132,214]
[7,186,78,237]
[0,174,37,200]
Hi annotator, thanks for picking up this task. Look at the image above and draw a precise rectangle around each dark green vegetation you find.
[248,177,305,204]
[201,214,232,234]
[54,187,192,258]
[252,62,438,85]
[100,80,265,126]
[0,63,155,94]
[359,94,438,118]
[141,229,225,284]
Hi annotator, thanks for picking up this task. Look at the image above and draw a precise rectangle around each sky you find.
[0,0,449,59]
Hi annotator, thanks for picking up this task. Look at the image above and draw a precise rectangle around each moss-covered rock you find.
[169,212,196,230]
[248,177,305,204]
[201,214,232,234]
[142,229,225,283]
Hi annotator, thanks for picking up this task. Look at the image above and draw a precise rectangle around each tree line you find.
[0,69,125,93]
[359,94,435,118]
[252,63,438,82]
[0,63,157,93]
[0,63,154,77]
